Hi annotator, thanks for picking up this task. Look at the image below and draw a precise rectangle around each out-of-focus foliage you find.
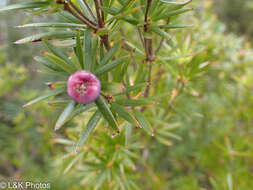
[212,0,253,41]
[0,0,253,190]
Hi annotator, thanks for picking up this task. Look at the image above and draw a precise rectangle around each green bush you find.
[212,0,253,41]
[0,0,253,189]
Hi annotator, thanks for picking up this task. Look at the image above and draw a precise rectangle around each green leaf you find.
[96,28,110,36]
[157,131,182,140]
[148,25,171,39]
[44,41,74,67]
[115,83,147,96]
[152,8,193,21]
[55,100,76,131]
[111,103,138,126]
[100,42,120,65]
[44,52,76,74]
[15,31,77,44]
[125,123,132,147]
[123,41,145,55]
[76,0,93,20]
[59,11,83,24]
[115,98,154,107]
[95,96,119,134]
[159,24,193,29]
[122,17,145,26]
[76,111,101,152]
[133,110,153,135]
[75,31,84,69]
[23,88,65,107]
[0,1,50,12]
[70,103,95,118]
[160,0,192,5]
[84,29,93,71]
[119,0,135,13]
[34,56,63,72]
[45,81,66,90]
[94,57,128,76]
[101,7,119,15]
[47,100,70,108]
[17,22,87,29]
[63,153,83,174]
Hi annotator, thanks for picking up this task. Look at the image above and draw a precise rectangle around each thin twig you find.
[99,0,105,23]
[144,0,152,23]
[64,3,98,30]
[143,0,154,61]
[155,18,170,55]
[68,0,98,26]
[93,0,103,27]
[155,38,165,55]
[137,28,145,47]
[144,62,152,98]
[82,0,97,21]
[141,0,154,105]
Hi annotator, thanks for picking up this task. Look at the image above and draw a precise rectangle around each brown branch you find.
[144,0,152,23]
[137,28,145,47]
[68,0,98,26]
[143,0,154,62]
[82,0,97,21]
[64,3,98,30]
[101,35,110,51]
[93,0,103,27]
[99,0,105,23]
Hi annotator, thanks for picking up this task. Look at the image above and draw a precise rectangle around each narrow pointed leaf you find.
[23,88,65,107]
[95,96,119,134]
[153,8,193,21]
[76,0,93,20]
[44,52,76,74]
[55,100,76,131]
[148,26,171,39]
[58,12,83,24]
[125,123,132,147]
[94,57,128,76]
[76,111,101,152]
[17,22,87,29]
[63,153,83,174]
[75,31,84,69]
[100,42,120,65]
[111,103,138,126]
[101,7,119,15]
[68,103,95,122]
[45,81,66,90]
[133,110,153,135]
[47,100,70,108]
[115,98,154,107]
[160,0,192,5]
[15,31,77,44]
[84,29,93,71]
[44,41,74,67]
[0,1,50,12]
[123,41,145,55]
[34,56,63,72]
[116,83,147,95]
[159,24,193,29]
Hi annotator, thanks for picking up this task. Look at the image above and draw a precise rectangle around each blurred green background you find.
[0,0,253,189]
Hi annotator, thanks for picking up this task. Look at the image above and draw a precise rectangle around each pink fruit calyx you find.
[67,70,101,104]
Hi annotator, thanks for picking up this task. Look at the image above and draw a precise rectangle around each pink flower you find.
[67,70,101,104]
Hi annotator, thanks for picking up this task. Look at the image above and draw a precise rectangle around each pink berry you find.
[67,70,101,104]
